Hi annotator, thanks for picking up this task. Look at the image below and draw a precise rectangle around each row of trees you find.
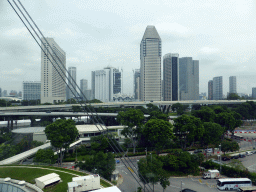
[117,104,242,152]
[138,151,205,191]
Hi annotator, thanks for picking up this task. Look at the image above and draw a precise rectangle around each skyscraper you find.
[140,25,161,101]
[163,53,179,101]
[252,88,256,99]
[208,80,213,100]
[80,79,88,100]
[91,67,122,102]
[179,57,199,100]
[0,88,1,97]
[133,69,140,101]
[229,76,237,94]
[213,76,223,100]
[23,81,41,101]
[113,68,122,94]
[91,71,95,100]
[66,67,77,100]
[41,38,66,104]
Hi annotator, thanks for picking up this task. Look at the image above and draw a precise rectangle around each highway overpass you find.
[0,100,252,112]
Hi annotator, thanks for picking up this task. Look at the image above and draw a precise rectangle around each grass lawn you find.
[0,166,112,191]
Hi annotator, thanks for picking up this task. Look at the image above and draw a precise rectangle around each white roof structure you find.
[93,186,122,192]
[35,173,60,189]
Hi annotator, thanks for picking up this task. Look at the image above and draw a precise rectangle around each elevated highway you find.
[0,100,251,113]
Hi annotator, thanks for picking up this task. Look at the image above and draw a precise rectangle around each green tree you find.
[44,119,79,165]
[173,115,204,149]
[227,93,240,100]
[215,112,235,133]
[146,103,160,114]
[202,122,224,146]
[35,148,55,164]
[76,151,115,180]
[221,140,239,154]
[143,119,174,154]
[138,155,167,192]
[171,103,185,115]
[117,109,144,153]
[148,110,169,121]
[192,106,215,122]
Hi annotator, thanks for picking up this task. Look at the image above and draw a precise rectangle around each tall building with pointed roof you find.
[140,26,162,101]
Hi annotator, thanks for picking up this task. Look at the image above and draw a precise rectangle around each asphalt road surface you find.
[117,157,237,192]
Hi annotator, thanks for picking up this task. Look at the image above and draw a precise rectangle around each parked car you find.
[194,149,203,154]
[239,153,246,158]
[180,189,197,192]
[222,156,230,161]
[246,151,253,156]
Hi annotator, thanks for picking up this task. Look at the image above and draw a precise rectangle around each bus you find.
[230,153,239,159]
[217,178,252,191]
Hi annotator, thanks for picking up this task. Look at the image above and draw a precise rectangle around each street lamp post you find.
[219,144,222,174]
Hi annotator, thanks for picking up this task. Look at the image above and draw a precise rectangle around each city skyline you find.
[1,0,256,95]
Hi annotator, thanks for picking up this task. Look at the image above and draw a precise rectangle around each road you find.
[117,157,237,192]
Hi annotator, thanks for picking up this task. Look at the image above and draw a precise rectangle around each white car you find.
[246,151,253,156]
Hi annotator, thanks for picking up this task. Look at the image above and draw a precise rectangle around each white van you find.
[246,151,253,156]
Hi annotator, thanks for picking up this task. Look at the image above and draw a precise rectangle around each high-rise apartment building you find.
[91,67,122,102]
[252,88,256,99]
[41,38,66,104]
[213,76,223,100]
[80,79,88,100]
[208,80,213,100]
[133,69,140,101]
[23,81,41,101]
[163,53,179,101]
[66,67,77,100]
[179,57,199,100]
[229,76,237,94]
[140,25,161,101]
[113,68,122,94]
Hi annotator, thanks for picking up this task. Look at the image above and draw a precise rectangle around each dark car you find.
[46,111,51,113]
[222,156,230,161]
[194,149,203,154]
[180,189,197,192]
[239,153,246,158]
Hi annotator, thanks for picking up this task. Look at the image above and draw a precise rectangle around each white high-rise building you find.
[91,67,122,102]
[213,76,223,100]
[66,67,77,100]
[41,38,66,104]
[140,25,162,101]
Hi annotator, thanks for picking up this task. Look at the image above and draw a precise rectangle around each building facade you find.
[140,25,162,101]
[41,38,66,104]
[113,68,122,94]
[252,88,256,99]
[0,88,1,97]
[179,57,199,100]
[80,79,88,100]
[66,67,77,100]
[213,76,223,100]
[208,80,213,100]
[163,53,179,101]
[229,76,237,94]
[23,81,41,101]
[133,69,140,101]
[92,67,122,102]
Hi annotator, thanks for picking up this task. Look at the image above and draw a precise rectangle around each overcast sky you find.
[1,0,256,96]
